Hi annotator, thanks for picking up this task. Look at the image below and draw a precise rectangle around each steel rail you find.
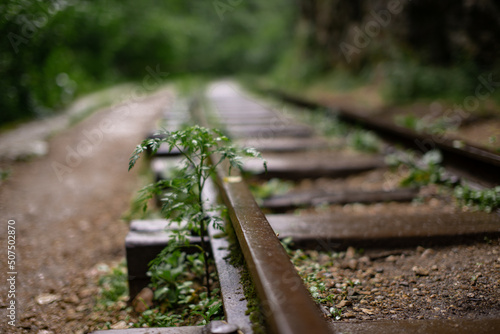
[266,90,500,187]
[191,97,331,334]
[211,157,331,334]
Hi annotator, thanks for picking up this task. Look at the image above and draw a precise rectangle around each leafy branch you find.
[129,125,266,299]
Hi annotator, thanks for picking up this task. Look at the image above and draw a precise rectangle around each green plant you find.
[347,129,382,153]
[454,185,500,213]
[129,125,265,299]
[385,149,450,187]
[394,114,457,135]
[250,178,294,201]
[96,261,129,308]
[0,168,11,182]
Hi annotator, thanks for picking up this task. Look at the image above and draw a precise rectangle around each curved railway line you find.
[95,82,500,334]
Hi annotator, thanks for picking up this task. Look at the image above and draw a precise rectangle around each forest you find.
[1,0,499,125]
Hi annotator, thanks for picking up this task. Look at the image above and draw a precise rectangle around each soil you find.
[293,240,500,323]
[0,87,173,333]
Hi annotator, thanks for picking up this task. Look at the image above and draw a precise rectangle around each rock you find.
[66,308,82,321]
[63,294,80,304]
[132,287,154,313]
[77,288,94,299]
[343,311,356,318]
[345,246,356,259]
[421,249,435,258]
[412,266,430,276]
[35,294,60,305]
[361,308,375,315]
[335,299,351,308]
[110,320,128,329]
[75,305,88,312]
[385,255,398,262]
[348,259,358,270]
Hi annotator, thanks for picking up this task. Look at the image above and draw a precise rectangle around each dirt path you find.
[0,87,173,333]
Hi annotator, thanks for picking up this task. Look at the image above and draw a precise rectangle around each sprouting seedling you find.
[129,125,266,298]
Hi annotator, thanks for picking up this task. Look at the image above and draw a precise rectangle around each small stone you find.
[110,321,128,329]
[335,300,351,308]
[36,294,60,305]
[343,311,356,318]
[63,294,80,304]
[412,266,430,276]
[66,308,81,321]
[345,246,356,259]
[348,259,358,270]
[416,246,425,253]
[37,331,54,334]
[75,305,88,312]
[421,249,435,258]
[386,255,398,262]
[78,288,94,299]
[212,323,238,334]
[132,287,154,313]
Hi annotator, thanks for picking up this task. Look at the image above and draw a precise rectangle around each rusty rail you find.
[266,89,500,188]
[212,157,331,334]
[189,95,330,333]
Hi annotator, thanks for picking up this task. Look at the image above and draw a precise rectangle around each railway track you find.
[95,81,500,334]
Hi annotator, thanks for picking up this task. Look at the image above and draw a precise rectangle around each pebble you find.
[421,249,435,258]
[386,255,398,262]
[412,266,430,276]
[36,294,60,305]
[345,247,356,260]
[132,287,154,313]
[63,294,80,304]
[110,320,128,329]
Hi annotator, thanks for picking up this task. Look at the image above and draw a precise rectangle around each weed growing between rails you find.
[385,149,500,212]
[129,125,266,323]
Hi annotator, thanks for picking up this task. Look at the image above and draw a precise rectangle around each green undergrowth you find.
[249,178,294,204]
[135,249,224,327]
[95,261,129,310]
[386,149,500,212]
[94,258,223,329]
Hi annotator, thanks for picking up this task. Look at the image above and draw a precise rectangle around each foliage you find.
[381,60,479,103]
[134,289,223,328]
[385,149,451,187]
[347,129,382,153]
[95,262,129,309]
[0,168,12,182]
[249,178,294,201]
[454,185,500,213]
[129,125,266,299]
[386,149,500,213]
[1,0,296,125]
[394,114,458,135]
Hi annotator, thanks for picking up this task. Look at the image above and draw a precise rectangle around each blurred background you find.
[1,0,499,126]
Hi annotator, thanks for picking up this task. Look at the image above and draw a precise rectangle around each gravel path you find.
[0,87,172,333]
